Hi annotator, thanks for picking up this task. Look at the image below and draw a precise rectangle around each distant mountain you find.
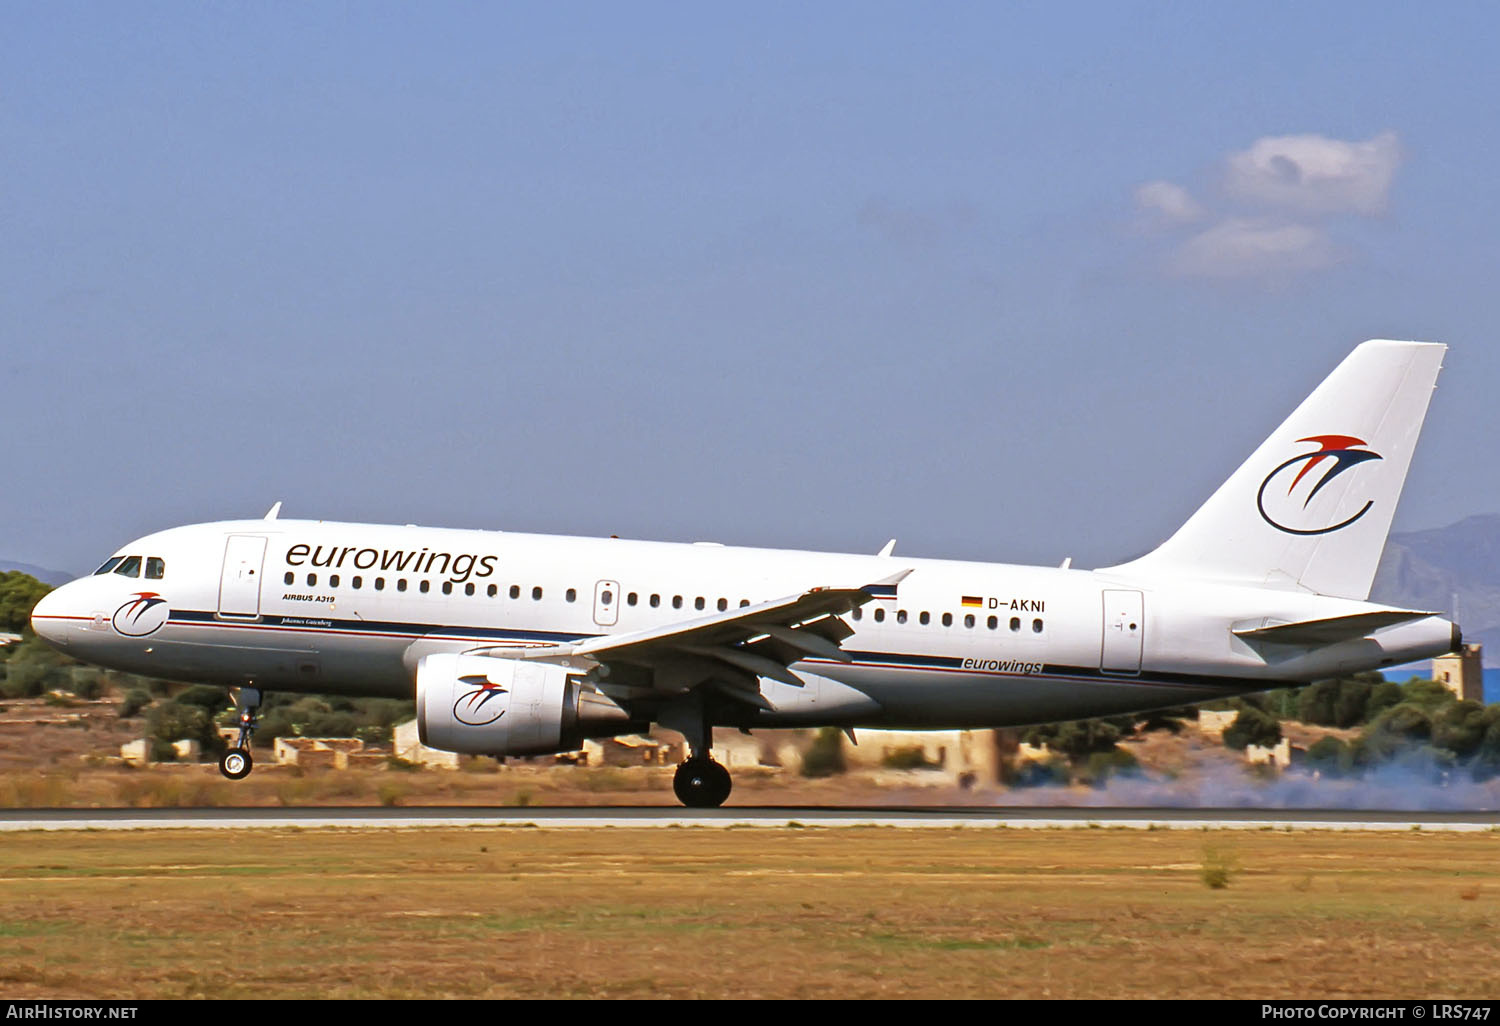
[1372,514,1500,667]
[0,561,75,587]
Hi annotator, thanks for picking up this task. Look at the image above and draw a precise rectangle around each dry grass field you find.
[0,825,1496,999]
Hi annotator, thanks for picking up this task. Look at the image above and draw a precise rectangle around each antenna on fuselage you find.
[264,501,282,521]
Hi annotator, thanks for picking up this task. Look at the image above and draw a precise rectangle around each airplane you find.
[30,339,1459,806]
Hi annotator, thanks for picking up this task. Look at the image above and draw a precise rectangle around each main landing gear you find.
[218,686,262,781]
[659,691,732,808]
[673,757,732,808]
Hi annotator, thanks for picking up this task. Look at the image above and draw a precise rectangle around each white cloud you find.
[1134,180,1205,225]
[1224,131,1401,216]
[1169,217,1340,278]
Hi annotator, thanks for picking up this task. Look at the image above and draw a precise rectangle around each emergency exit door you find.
[219,535,267,619]
[593,579,620,627]
[1100,590,1144,674]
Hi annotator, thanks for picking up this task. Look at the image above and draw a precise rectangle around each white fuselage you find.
[31,519,1457,730]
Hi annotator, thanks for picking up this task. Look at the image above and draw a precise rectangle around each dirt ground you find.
[0,694,1276,808]
[0,826,1495,999]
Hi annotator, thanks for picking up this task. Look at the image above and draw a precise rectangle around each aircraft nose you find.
[29,587,74,648]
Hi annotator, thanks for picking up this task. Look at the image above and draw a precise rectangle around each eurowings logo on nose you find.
[1256,435,1383,536]
[454,673,508,726]
[112,592,170,637]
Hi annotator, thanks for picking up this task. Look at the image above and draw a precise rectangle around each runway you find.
[2,805,1497,832]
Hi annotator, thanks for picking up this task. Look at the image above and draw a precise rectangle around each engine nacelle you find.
[417,653,639,757]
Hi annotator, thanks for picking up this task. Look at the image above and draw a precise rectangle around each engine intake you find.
[417,653,639,757]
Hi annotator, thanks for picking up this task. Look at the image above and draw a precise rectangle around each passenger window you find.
[739,599,750,607]
[920,611,930,626]
[465,583,474,596]
[353,576,363,589]
[650,594,661,608]
[442,582,452,595]
[509,585,520,599]
[673,596,683,609]
[306,573,317,587]
[145,557,165,580]
[420,580,430,594]
[94,557,125,576]
[717,598,727,611]
[897,610,908,624]
[330,574,339,588]
[398,579,408,592]
[376,578,386,591]
[874,608,886,623]
[628,592,638,606]
[532,587,543,600]
[694,597,705,610]
[284,572,294,585]
[566,588,577,603]
[113,556,142,578]
[602,590,613,606]
[852,608,862,621]
[942,613,953,627]
[964,614,975,629]
[1010,617,1020,631]
[1032,618,1044,634]
[987,616,998,630]
[486,584,496,597]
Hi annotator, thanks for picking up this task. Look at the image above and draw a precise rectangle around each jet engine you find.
[417,653,640,757]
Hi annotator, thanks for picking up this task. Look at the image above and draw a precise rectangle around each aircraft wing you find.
[466,570,911,704]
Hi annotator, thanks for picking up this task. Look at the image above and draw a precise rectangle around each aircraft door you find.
[1100,590,1143,674]
[593,580,620,627]
[219,535,268,620]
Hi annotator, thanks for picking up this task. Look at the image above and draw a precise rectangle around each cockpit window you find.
[94,557,125,575]
[112,555,142,578]
[145,557,165,580]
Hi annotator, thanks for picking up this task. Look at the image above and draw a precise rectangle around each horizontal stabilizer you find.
[1233,610,1436,646]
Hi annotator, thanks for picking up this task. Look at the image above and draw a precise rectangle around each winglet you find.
[860,568,913,599]
[877,539,896,557]
[264,501,282,521]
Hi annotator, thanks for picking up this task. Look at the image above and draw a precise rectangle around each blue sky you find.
[5,3,1499,575]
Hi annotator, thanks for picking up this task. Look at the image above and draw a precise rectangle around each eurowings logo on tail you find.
[112,592,170,637]
[454,674,508,726]
[1256,435,1383,536]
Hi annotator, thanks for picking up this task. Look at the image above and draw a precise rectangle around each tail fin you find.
[1104,339,1446,599]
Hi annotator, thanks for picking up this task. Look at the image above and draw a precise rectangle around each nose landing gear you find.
[217,686,262,781]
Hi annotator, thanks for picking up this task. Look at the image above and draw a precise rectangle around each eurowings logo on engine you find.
[454,673,508,726]
[112,592,170,637]
[1256,435,1383,536]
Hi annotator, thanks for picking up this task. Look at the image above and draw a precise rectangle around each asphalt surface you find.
[2,805,1498,831]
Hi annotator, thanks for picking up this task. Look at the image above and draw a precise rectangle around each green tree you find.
[1296,680,1340,726]
[1305,735,1351,776]
[0,572,52,634]
[800,727,846,777]
[1223,706,1282,750]
[1022,716,1132,758]
[0,636,74,698]
[1364,680,1404,721]
[146,700,226,758]
[1432,700,1487,758]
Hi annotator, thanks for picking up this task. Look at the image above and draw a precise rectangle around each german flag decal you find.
[961,596,983,608]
